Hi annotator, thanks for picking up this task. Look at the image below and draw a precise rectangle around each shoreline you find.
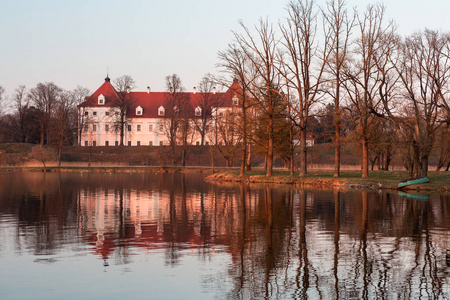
[205,171,450,193]
[1,166,449,192]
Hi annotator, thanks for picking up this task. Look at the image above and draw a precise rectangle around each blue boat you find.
[397,177,429,188]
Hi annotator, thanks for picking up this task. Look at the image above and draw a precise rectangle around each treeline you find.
[0,84,90,163]
[216,0,450,178]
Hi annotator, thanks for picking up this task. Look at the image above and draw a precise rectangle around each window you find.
[105,141,109,146]
[218,112,224,117]
[205,142,209,146]
[93,124,97,131]
[158,106,165,116]
[137,125,141,132]
[137,141,141,146]
[159,124,164,132]
[195,107,202,116]
[105,111,110,116]
[136,106,143,116]
[128,125,132,131]
[84,141,88,146]
[196,141,200,145]
[98,94,105,105]
[128,141,131,146]
[204,125,209,132]
[160,141,164,146]
[149,124,153,132]
[83,124,88,131]
[105,124,109,132]
[93,141,96,146]
[115,141,119,146]
[85,111,88,116]
[93,111,97,116]
[232,96,239,106]
[149,141,153,146]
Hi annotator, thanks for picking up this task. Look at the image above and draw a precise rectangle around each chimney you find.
[170,87,173,93]
[193,87,197,94]
[213,87,216,94]
[147,86,151,93]
[126,86,131,93]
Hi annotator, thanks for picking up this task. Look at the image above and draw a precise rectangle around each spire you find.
[105,66,110,82]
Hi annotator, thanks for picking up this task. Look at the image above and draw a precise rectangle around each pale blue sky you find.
[0,0,449,100]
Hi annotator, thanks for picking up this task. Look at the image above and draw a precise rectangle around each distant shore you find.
[1,166,449,193]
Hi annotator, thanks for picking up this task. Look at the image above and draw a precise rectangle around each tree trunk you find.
[240,106,247,176]
[412,142,420,178]
[420,155,428,177]
[120,114,125,146]
[182,149,186,166]
[57,143,62,167]
[362,137,369,178]
[266,120,273,177]
[299,129,307,177]
[246,143,252,171]
[210,145,215,173]
[334,80,341,178]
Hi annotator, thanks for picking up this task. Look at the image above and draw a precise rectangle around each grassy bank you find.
[206,170,450,192]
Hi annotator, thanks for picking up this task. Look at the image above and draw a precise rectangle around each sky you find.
[1,0,449,102]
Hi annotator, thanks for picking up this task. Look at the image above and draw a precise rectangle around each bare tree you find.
[195,74,220,146]
[178,92,195,166]
[163,74,188,164]
[218,45,257,175]
[235,18,279,177]
[51,91,78,165]
[387,30,450,177]
[342,4,394,178]
[323,0,354,177]
[210,108,242,167]
[112,75,136,146]
[11,85,29,142]
[71,86,91,146]
[277,0,332,177]
[28,82,62,146]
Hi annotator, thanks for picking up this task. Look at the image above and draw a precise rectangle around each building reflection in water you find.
[1,172,450,298]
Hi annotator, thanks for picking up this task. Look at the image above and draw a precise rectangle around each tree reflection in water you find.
[0,172,449,299]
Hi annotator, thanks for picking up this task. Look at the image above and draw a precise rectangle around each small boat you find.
[397,177,429,188]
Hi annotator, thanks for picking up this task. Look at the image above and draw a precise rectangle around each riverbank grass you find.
[206,170,450,191]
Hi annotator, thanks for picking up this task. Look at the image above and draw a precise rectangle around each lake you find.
[0,171,449,299]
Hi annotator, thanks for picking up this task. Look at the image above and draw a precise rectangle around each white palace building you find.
[78,76,242,147]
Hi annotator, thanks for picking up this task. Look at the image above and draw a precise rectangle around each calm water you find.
[0,172,449,299]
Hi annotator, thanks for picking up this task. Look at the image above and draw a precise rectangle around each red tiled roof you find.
[78,80,120,108]
[78,79,242,118]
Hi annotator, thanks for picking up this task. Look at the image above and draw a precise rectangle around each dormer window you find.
[158,106,165,116]
[232,96,239,106]
[98,94,105,105]
[195,106,202,116]
[136,106,143,116]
